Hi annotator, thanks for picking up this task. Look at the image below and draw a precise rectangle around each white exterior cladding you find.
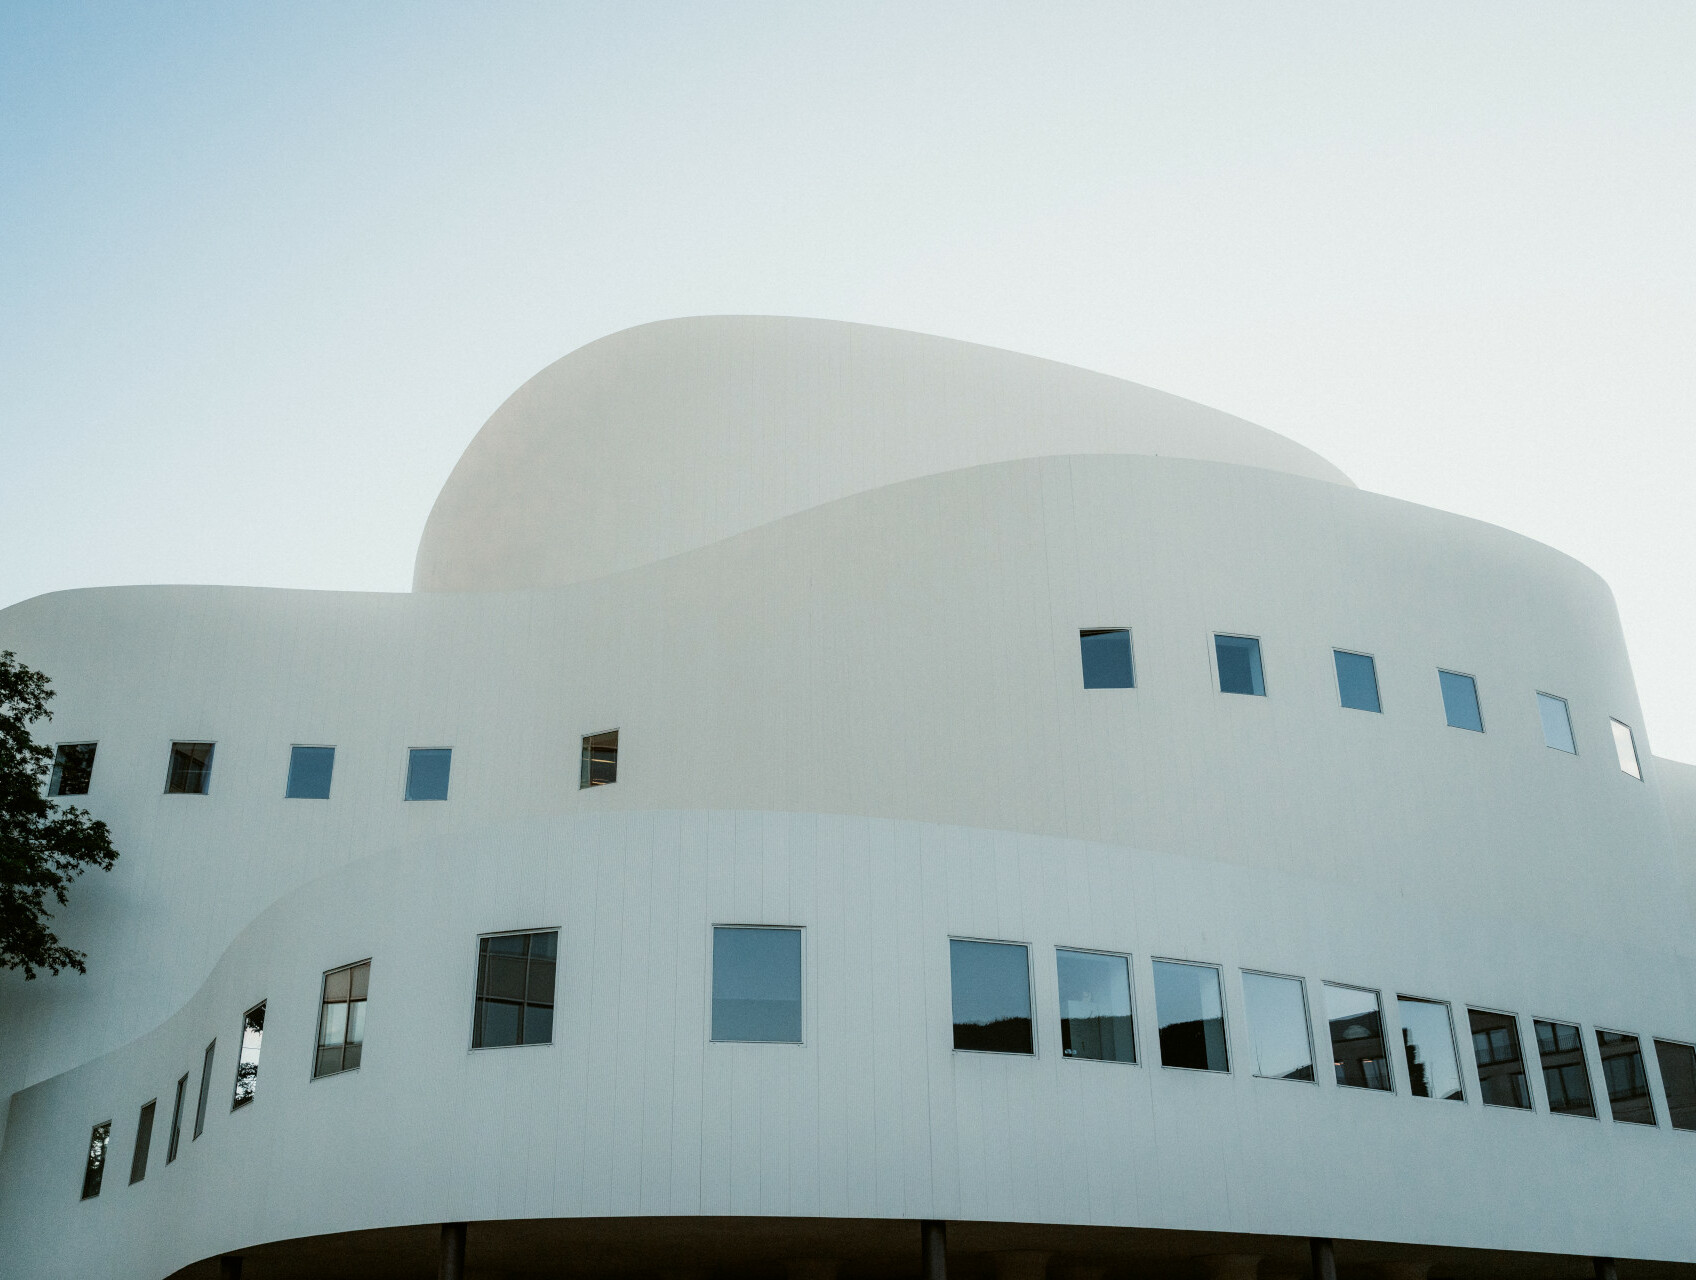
[1,316,1694,1278]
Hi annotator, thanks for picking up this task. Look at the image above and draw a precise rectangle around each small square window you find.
[581,730,618,788]
[48,743,97,796]
[165,742,215,794]
[1595,1029,1656,1125]
[1333,651,1381,713]
[1533,1018,1596,1118]
[1537,694,1576,754]
[1468,1008,1531,1109]
[1214,635,1265,696]
[1153,959,1229,1071]
[1056,948,1135,1063]
[1610,719,1642,779]
[1438,671,1483,732]
[473,930,558,1048]
[314,960,370,1078]
[232,1002,264,1108]
[286,745,335,799]
[950,938,1033,1055]
[1241,971,1314,1081]
[713,926,803,1044]
[1323,982,1392,1091]
[405,748,451,801]
[1079,629,1135,689]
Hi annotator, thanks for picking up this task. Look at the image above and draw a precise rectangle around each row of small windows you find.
[1080,629,1645,778]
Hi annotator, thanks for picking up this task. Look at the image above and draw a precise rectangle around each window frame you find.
[1054,945,1139,1067]
[1651,1037,1696,1132]
[80,1120,112,1201]
[47,741,98,796]
[1239,967,1317,1085]
[404,746,453,801]
[1211,632,1267,698]
[313,959,372,1079]
[469,927,561,1051]
[166,1073,188,1163]
[231,1000,265,1110]
[1610,718,1643,780]
[1594,1026,1659,1127]
[1466,1004,1534,1111]
[948,935,1037,1058]
[192,1040,214,1139]
[580,729,620,789]
[1535,692,1578,755]
[163,740,216,795]
[1395,994,1466,1103]
[128,1099,156,1185]
[1322,980,1396,1094]
[1078,628,1136,690]
[1530,1014,1599,1120]
[1331,649,1383,714]
[284,744,337,799]
[710,923,807,1047]
[1151,956,1232,1074]
[1437,669,1484,733]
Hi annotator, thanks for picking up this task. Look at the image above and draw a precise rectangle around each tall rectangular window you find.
[1241,971,1314,1081]
[1534,1019,1596,1117]
[1595,1030,1656,1125]
[285,745,335,799]
[1214,634,1265,696]
[167,1073,187,1163]
[1324,982,1391,1091]
[1653,1040,1696,1131]
[165,741,215,794]
[949,938,1033,1054]
[405,748,451,800]
[472,930,558,1048]
[81,1121,111,1200]
[193,1040,214,1138]
[315,960,370,1077]
[1611,719,1642,779]
[1468,1008,1531,1108]
[48,743,97,796]
[1537,693,1576,753]
[1397,996,1464,1101]
[1055,948,1135,1063]
[232,1002,264,1108]
[1079,629,1135,689]
[128,1100,156,1184]
[1153,959,1229,1071]
[1333,650,1381,713]
[713,926,804,1044]
[580,730,618,787]
[1439,671,1483,732]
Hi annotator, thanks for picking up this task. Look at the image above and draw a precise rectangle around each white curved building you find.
[2,316,1693,1280]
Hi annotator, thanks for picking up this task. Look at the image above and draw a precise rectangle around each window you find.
[1241,971,1314,1081]
[1214,634,1265,696]
[1611,719,1642,779]
[713,926,803,1043]
[1438,671,1483,732]
[81,1121,111,1200]
[1595,1030,1656,1125]
[1537,693,1576,754]
[231,1002,264,1108]
[1056,948,1135,1063]
[1468,1008,1531,1108]
[128,1100,156,1184]
[1333,651,1381,713]
[581,730,618,787]
[315,961,370,1077]
[405,748,451,801]
[1324,983,1391,1091]
[473,930,557,1048]
[165,741,215,794]
[1079,629,1135,689]
[193,1041,214,1139]
[1533,1019,1596,1117]
[949,938,1033,1054]
[1397,997,1464,1101]
[48,743,97,796]
[167,1074,187,1163]
[1153,959,1229,1071]
[1653,1040,1696,1131]
[285,745,335,799]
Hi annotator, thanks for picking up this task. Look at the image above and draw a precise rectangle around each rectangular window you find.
[1537,693,1576,754]
[166,1073,187,1163]
[1333,650,1381,713]
[712,926,804,1044]
[950,938,1033,1055]
[1153,959,1229,1071]
[315,960,370,1077]
[285,745,335,799]
[1324,982,1392,1091]
[128,1100,156,1184]
[81,1121,111,1199]
[1397,996,1464,1101]
[1241,971,1314,1081]
[1439,671,1483,732]
[1611,719,1642,779]
[472,930,558,1048]
[1596,1029,1656,1125]
[48,743,97,796]
[405,748,451,801]
[1214,634,1265,696]
[231,1002,264,1108]
[1534,1019,1596,1117]
[1468,1008,1531,1108]
[1079,629,1135,689]
[580,730,618,787]
[1653,1040,1696,1131]
[165,741,215,794]
[1055,948,1135,1063]
[193,1040,214,1138]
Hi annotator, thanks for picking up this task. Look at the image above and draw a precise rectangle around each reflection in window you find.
[81,1121,111,1199]
[950,939,1033,1054]
[1324,983,1391,1091]
[1533,1019,1596,1118]
[1056,948,1135,1063]
[405,748,452,800]
[1653,1040,1696,1131]
[712,926,803,1043]
[285,745,335,799]
[1214,635,1265,696]
[1080,629,1135,689]
[1596,1030,1656,1125]
[1537,694,1576,754]
[128,1100,156,1184]
[1333,651,1381,713]
[473,930,557,1048]
[1153,960,1229,1071]
[1242,971,1314,1081]
[193,1041,214,1139]
[165,741,215,794]
[48,743,97,796]
[1468,1009,1531,1108]
[232,1002,264,1108]
[1397,997,1464,1101]
[315,961,370,1077]
[167,1074,187,1163]
[1611,719,1642,779]
[581,730,619,788]
[1439,671,1483,732]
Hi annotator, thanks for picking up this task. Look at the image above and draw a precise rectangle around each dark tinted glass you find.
[713,926,803,1043]
[233,1002,264,1107]
[1079,629,1134,689]
[1653,1040,1696,1131]
[167,1074,187,1162]
[1325,983,1391,1090]
[1398,997,1464,1101]
[129,1100,156,1184]
[1534,1019,1596,1117]
[1439,671,1483,732]
[285,745,335,799]
[581,730,619,787]
[950,939,1033,1054]
[49,743,97,796]
[1215,635,1265,696]
[194,1041,214,1138]
[473,930,558,1048]
[1056,949,1135,1063]
[1596,1030,1656,1125]
[405,748,451,800]
[1333,651,1381,713]
[1153,960,1229,1071]
[166,741,215,794]
[82,1121,111,1199]
[1468,1009,1530,1108]
[1242,972,1313,1081]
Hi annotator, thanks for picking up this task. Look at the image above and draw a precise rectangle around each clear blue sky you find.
[3,3,1693,758]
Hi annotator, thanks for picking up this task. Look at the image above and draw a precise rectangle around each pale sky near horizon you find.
[3,3,1693,759]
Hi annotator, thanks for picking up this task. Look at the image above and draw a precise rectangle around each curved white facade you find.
[2,317,1693,1280]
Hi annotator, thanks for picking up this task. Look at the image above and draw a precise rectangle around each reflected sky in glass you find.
[1398,997,1464,1101]
[1215,635,1265,696]
[1079,629,1134,688]
[286,745,335,798]
[1153,960,1228,1071]
[1333,650,1381,712]
[1242,972,1313,1080]
[1056,948,1135,1063]
[1537,693,1576,753]
[1439,670,1483,731]
[712,926,802,1043]
[950,939,1033,1054]
[405,747,451,800]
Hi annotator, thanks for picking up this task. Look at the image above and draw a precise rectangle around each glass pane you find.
[949,939,1033,1055]
[350,961,369,1000]
[581,730,619,787]
[527,958,556,1004]
[1596,1030,1656,1125]
[1215,635,1265,696]
[529,930,558,959]
[523,1004,555,1046]
[486,955,528,1001]
[346,1000,366,1046]
[284,745,335,798]
[129,1100,156,1184]
[713,926,804,1043]
[233,1002,264,1108]
[1333,651,1381,713]
[194,1041,215,1138]
[484,934,525,955]
[167,1074,187,1163]
[314,1046,343,1078]
[1611,719,1642,778]
[1056,949,1135,1063]
[1439,671,1483,732]
[1533,1019,1595,1117]
[82,1121,110,1199]
[405,747,452,800]
[480,999,522,1047]
[342,1040,362,1071]
[1397,997,1463,1101]
[1080,629,1135,689]
[1468,1009,1531,1108]
[1242,972,1314,1081]
[319,1001,348,1048]
[49,743,97,796]
[323,967,351,1002]
[1653,1040,1696,1131]
[1153,960,1229,1071]
[166,741,215,794]
[1325,983,1391,1090]
[1537,694,1576,753]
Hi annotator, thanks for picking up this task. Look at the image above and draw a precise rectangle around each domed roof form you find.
[413,315,1353,592]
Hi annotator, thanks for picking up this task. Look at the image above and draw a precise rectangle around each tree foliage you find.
[0,650,119,979]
